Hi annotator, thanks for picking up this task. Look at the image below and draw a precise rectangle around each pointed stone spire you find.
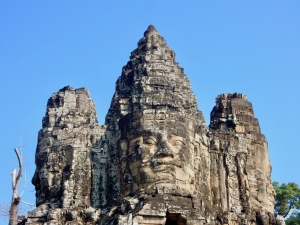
[106,25,204,126]
[143,24,160,37]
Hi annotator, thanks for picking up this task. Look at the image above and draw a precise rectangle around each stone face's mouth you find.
[152,157,174,165]
[154,147,174,158]
[151,156,183,170]
[155,152,174,159]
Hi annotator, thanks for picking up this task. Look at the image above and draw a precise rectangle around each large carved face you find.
[122,124,196,195]
[32,145,72,206]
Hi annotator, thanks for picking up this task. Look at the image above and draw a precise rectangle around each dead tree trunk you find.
[9,148,22,225]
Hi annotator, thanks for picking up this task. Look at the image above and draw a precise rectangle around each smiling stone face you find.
[121,115,197,196]
[143,132,185,165]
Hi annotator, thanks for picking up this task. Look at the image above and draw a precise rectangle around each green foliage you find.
[273,182,300,218]
[285,211,300,225]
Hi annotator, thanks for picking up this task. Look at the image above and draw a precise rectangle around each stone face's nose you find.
[144,25,160,37]
[155,141,173,158]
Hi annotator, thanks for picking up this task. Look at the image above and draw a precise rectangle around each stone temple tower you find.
[25,25,278,225]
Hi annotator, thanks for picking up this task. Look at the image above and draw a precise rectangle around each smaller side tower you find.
[27,86,105,224]
[208,93,275,224]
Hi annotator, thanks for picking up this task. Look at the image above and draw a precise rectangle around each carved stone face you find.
[125,126,195,194]
[32,150,51,205]
[32,145,74,206]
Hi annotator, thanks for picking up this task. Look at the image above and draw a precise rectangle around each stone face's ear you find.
[120,138,129,157]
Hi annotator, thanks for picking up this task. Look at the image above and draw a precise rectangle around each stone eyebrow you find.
[168,135,183,140]
[143,136,157,143]
[171,139,186,145]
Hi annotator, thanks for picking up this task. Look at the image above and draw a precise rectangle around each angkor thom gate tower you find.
[25,25,278,225]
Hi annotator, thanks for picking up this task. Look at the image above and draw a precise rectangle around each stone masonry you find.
[24,25,280,225]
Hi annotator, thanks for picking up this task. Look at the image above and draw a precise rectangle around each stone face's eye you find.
[172,140,184,147]
[143,138,156,145]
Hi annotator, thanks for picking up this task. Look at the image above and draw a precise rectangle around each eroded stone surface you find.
[207,93,275,223]
[25,26,281,225]
[28,86,105,224]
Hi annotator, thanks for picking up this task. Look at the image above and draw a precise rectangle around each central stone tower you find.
[26,25,276,225]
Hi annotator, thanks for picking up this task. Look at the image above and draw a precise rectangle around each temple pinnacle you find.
[144,24,159,37]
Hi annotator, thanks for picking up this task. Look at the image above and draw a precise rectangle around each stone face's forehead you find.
[124,115,192,140]
[129,129,187,141]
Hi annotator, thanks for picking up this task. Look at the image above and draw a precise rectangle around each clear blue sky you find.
[0,1,299,224]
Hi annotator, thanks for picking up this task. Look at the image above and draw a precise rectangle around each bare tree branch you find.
[20,201,35,207]
[20,170,30,197]
[13,148,22,187]
[7,139,34,225]
[9,147,23,225]
[0,203,10,219]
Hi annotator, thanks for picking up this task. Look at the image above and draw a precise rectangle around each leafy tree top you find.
[273,182,300,218]
[285,211,300,225]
